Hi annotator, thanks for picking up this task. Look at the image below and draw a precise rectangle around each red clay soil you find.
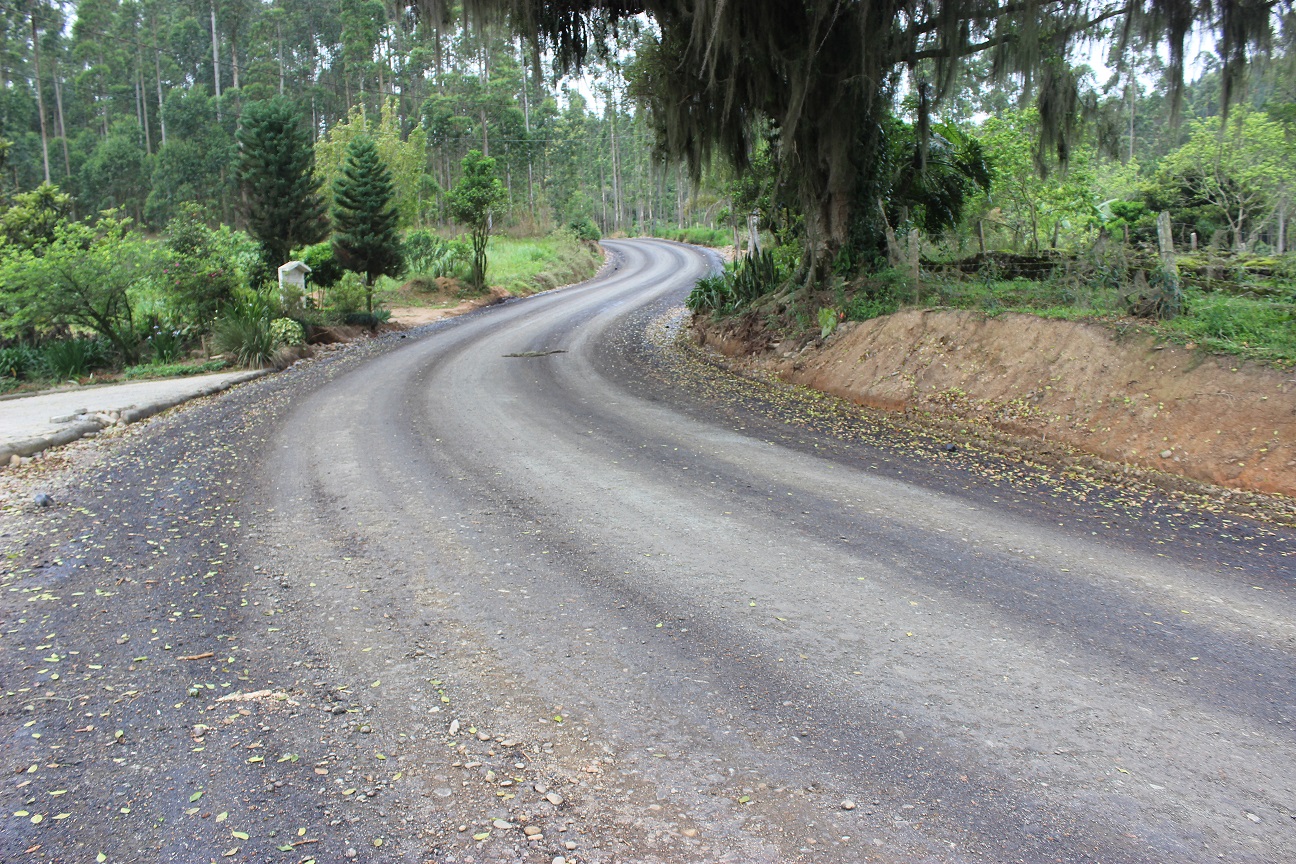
[695,309,1296,498]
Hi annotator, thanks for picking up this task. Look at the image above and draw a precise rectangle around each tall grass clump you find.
[41,337,113,379]
[213,293,277,368]
[686,250,789,314]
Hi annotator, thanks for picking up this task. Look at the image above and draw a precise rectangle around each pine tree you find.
[236,97,328,272]
[332,134,402,313]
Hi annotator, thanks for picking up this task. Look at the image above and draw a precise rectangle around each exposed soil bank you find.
[695,309,1296,498]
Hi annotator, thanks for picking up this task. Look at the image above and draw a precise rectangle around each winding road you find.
[3,239,1293,863]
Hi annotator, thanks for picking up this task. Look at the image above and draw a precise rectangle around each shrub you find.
[342,309,392,328]
[213,294,277,368]
[270,317,306,347]
[401,229,469,278]
[0,344,41,380]
[567,217,601,242]
[686,250,789,314]
[686,273,731,312]
[161,205,247,326]
[818,306,840,339]
[142,319,189,364]
[41,337,113,379]
[328,272,368,315]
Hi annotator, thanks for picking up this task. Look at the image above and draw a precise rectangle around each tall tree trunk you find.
[1279,199,1287,255]
[31,13,51,184]
[154,48,167,146]
[52,55,70,178]
[277,22,285,96]
[138,60,152,155]
[210,1,222,120]
[1126,81,1136,163]
[610,107,621,232]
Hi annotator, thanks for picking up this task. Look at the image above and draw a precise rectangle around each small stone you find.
[1246,812,1261,823]
[8,454,19,468]
[448,719,460,736]
[332,705,347,715]
[33,492,53,507]
[523,825,542,836]
[545,792,564,806]
[552,858,567,864]
[841,800,856,811]
[564,840,578,850]
[492,818,513,830]
[534,783,550,794]
[477,731,491,741]
[1160,449,1173,459]
[943,443,957,453]
[359,725,371,734]
[345,849,357,859]
[501,739,518,748]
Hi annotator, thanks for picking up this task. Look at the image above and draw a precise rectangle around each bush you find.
[213,294,277,368]
[818,306,840,338]
[328,272,369,315]
[142,318,189,364]
[162,205,244,326]
[401,230,469,278]
[41,337,114,379]
[270,317,306,347]
[0,344,41,380]
[686,249,789,313]
[342,309,392,328]
[843,269,906,321]
[567,217,601,242]
[294,240,345,292]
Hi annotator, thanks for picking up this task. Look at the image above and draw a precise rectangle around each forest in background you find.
[0,1,1293,388]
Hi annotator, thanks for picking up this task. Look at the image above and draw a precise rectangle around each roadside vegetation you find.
[1,0,1294,390]
[687,97,1296,367]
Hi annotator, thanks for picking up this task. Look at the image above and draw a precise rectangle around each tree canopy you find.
[421,0,1289,271]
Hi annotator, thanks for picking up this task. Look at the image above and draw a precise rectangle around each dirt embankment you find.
[695,309,1296,498]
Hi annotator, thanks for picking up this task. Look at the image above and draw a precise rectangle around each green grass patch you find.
[122,359,230,379]
[907,274,1296,365]
[486,233,602,296]
[653,226,731,247]
[1162,290,1296,364]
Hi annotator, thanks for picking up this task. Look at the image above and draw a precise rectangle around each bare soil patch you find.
[696,309,1296,498]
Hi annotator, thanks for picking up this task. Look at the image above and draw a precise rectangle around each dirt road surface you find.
[2,239,1293,864]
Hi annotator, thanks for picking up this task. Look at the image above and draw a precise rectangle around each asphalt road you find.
[2,238,1293,864]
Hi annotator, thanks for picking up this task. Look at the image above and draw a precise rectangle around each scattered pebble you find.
[841,800,857,810]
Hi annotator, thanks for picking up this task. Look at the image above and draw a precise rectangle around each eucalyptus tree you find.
[412,0,1289,276]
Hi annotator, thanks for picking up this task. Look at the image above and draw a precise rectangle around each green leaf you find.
[189,791,203,802]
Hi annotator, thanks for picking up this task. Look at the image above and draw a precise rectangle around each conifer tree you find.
[332,134,403,313]
[236,98,328,272]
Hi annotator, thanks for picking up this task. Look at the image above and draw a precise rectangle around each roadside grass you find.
[825,265,1296,367]
[377,231,602,308]
[485,233,602,295]
[122,359,230,380]
[651,226,731,247]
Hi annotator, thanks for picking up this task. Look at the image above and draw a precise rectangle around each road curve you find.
[257,238,1295,863]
